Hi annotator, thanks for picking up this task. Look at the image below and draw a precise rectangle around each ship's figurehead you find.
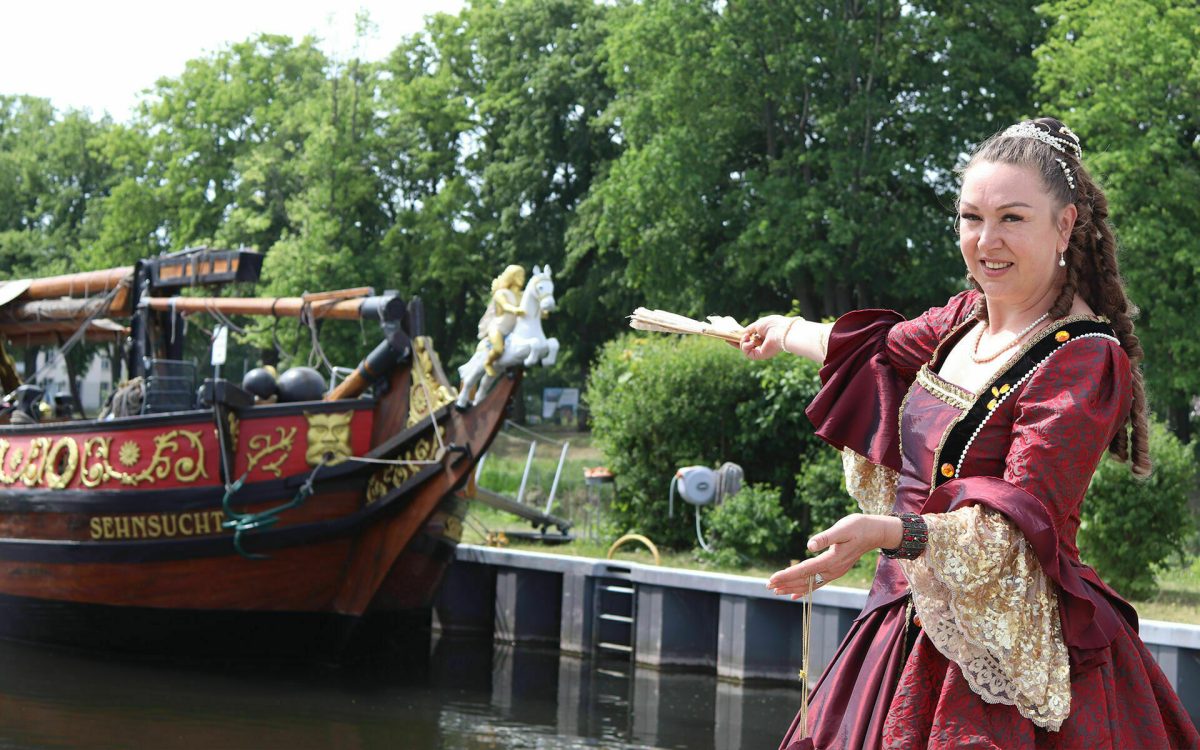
[457,264,560,409]
[482,265,527,377]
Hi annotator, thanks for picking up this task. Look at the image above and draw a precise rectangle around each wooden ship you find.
[0,248,537,655]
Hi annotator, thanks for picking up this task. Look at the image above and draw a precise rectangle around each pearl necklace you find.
[970,312,1050,364]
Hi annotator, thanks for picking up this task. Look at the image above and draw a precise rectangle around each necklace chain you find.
[971,312,1050,364]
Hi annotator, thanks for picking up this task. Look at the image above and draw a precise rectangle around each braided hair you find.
[961,117,1150,477]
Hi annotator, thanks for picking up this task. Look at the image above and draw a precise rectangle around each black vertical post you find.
[126,263,149,380]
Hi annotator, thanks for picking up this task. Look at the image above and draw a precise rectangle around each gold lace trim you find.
[899,506,1070,731]
[841,449,898,516]
[916,366,973,410]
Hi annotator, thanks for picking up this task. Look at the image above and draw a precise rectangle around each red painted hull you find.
[0,358,518,653]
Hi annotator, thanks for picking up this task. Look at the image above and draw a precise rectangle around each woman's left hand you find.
[767,513,899,598]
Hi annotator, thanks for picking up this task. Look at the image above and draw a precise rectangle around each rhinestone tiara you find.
[1001,121,1083,159]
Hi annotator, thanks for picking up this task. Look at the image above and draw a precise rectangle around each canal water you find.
[0,632,803,749]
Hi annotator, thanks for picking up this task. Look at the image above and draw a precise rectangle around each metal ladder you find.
[593,568,636,663]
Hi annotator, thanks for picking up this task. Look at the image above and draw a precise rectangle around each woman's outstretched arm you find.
[740,315,832,363]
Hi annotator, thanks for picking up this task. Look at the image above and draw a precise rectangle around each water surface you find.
[0,633,803,749]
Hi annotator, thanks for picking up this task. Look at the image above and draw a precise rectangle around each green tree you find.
[575,0,1043,329]
[1035,0,1200,439]
[586,333,823,551]
[258,52,400,368]
[1080,419,1196,600]
[374,15,491,357]
[0,96,121,276]
[142,34,331,253]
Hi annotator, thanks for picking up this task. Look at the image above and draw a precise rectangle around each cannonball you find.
[242,367,279,400]
[276,367,327,403]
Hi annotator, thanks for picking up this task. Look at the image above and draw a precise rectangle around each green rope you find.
[223,463,322,559]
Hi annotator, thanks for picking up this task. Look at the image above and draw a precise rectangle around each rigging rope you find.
[23,280,128,389]
[215,334,452,558]
[299,298,338,376]
[222,461,324,560]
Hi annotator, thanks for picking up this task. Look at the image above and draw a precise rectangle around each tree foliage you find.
[0,96,119,276]
[704,483,798,566]
[585,333,823,550]
[0,0,1196,456]
[573,0,1045,328]
[1035,0,1200,437]
[1080,419,1196,600]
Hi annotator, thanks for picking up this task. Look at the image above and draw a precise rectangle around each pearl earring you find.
[1059,251,1066,267]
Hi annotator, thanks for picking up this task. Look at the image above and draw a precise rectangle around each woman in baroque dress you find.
[739,118,1199,749]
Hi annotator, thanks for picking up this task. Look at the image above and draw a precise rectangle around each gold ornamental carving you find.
[365,427,444,504]
[95,430,209,486]
[43,437,80,490]
[305,412,354,466]
[0,429,209,489]
[245,427,296,477]
[117,441,141,467]
[407,337,457,428]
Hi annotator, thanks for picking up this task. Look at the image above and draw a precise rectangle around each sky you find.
[0,0,464,121]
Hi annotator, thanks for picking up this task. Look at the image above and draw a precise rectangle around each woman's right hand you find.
[739,315,791,360]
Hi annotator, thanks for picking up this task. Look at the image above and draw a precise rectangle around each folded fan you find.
[628,307,747,343]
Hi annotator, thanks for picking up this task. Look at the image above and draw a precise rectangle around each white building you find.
[14,350,116,414]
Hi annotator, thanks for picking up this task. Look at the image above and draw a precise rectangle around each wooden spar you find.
[14,268,133,301]
[301,287,374,304]
[145,293,381,321]
[0,289,390,325]
[0,320,128,346]
[0,296,119,323]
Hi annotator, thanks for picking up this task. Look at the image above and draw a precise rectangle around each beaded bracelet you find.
[881,512,928,560]
[781,316,804,353]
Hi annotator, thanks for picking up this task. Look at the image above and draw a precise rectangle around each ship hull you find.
[0,364,517,654]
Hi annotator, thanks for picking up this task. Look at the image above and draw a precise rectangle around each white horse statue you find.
[457,265,559,408]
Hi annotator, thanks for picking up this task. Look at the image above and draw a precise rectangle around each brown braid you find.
[961,117,1151,476]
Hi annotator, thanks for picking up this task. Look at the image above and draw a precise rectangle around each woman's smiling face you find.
[959,161,1077,309]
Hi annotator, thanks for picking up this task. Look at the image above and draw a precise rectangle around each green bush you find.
[585,333,824,549]
[796,446,858,535]
[703,483,797,566]
[1079,420,1198,600]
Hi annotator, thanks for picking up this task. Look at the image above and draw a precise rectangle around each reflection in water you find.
[0,632,802,749]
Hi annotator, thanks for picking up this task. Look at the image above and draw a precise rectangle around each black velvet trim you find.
[933,319,1115,489]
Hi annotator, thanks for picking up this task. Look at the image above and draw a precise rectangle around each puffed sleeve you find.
[806,290,977,513]
[901,335,1135,731]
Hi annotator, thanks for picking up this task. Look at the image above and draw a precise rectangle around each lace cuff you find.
[899,505,1071,730]
[841,449,898,516]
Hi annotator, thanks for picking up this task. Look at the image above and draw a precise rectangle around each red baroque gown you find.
[778,290,1199,750]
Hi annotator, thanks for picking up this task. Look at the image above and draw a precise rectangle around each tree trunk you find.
[834,282,852,315]
[23,346,37,385]
[60,341,86,419]
[510,378,527,425]
[797,278,818,320]
[1168,403,1193,445]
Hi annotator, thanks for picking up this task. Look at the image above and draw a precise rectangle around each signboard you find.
[211,325,228,366]
[542,387,580,424]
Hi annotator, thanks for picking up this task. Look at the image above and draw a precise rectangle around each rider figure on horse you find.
[482,264,526,377]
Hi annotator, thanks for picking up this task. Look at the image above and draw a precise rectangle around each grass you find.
[464,426,1200,625]
[1135,558,1200,624]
